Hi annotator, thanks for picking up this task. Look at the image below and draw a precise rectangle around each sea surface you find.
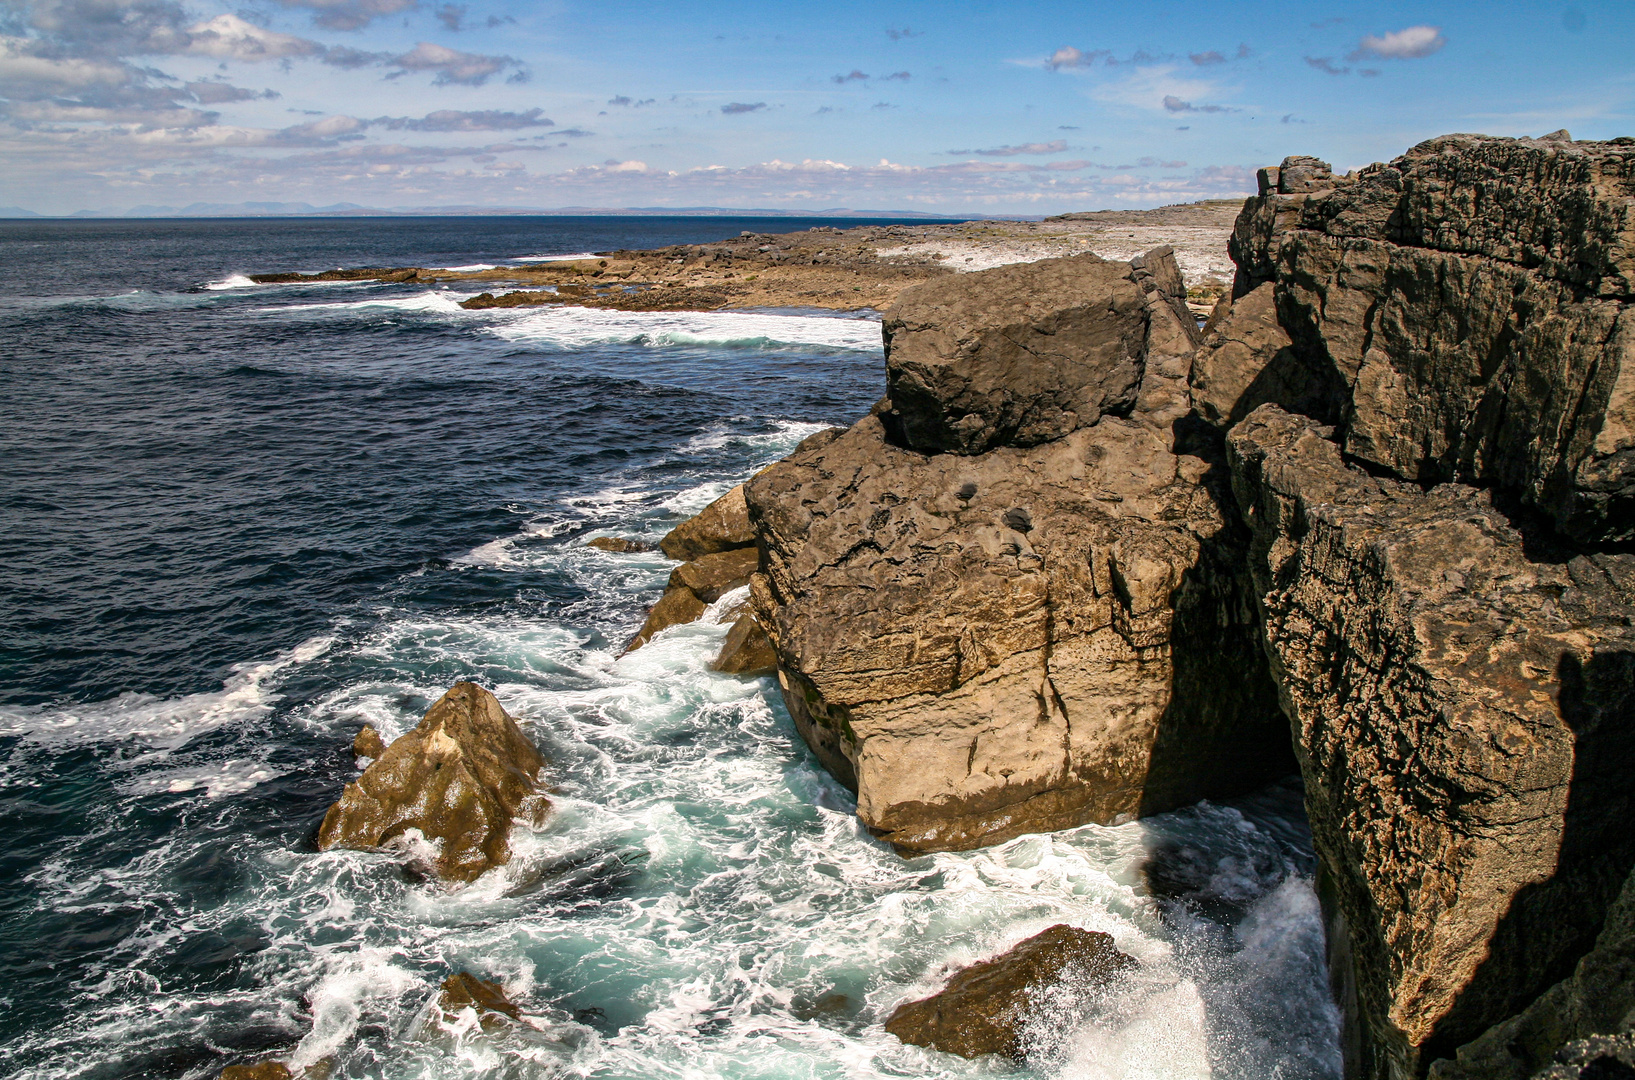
[0,217,1341,1080]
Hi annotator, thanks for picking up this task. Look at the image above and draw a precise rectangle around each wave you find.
[204,274,258,290]
[490,306,884,352]
[511,252,599,263]
[430,263,498,272]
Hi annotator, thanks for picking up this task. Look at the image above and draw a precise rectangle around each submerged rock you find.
[1227,404,1635,1080]
[218,1065,291,1080]
[884,924,1136,1059]
[586,536,651,553]
[433,972,522,1032]
[317,683,547,883]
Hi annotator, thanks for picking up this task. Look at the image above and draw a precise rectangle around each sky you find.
[0,0,1631,215]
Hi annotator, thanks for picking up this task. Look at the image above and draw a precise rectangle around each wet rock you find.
[711,611,777,676]
[1226,405,1635,1080]
[218,1065,291,1080]
[317,683,547,883]
[586,536,651,553]
[623,547,758,653]
[352,725,387,761]
[879,251,1156,454]
[435,972,522,1030]
[1230,135,1635,543]
[884,924,1136,1059]
[748,406,1292,853]
[659,485,755,561]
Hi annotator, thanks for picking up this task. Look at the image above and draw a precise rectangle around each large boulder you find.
[624,546,758,652]
[747,407,1293,853]
[1229,135,1635,544]
[317,683,547,883]
[1189,282,1318,429]
[884,924,1136,1059]
[659,484,754,560]
[878,250,1189,455]
[1226,405,1635,1080]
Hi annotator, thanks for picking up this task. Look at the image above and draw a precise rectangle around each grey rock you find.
[659,484,754,561]
[1226,405,1635,1080]
[879,250,1192,455]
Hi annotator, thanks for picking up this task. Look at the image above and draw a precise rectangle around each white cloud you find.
[180,15,322,61]
[388,41,520,85]
[273,0,420,31]
[1350,25,1446,60]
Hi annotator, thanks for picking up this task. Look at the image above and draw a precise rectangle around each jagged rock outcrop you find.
[885,924,1136,1059]
[352,725,386,761]
[748,247,1294,853]
[586,536,650,553]
[1226,404,1635,1080]
[711,613,777,676]
[624,486,763,653]
[1228,138,1635,545]
[318,682,547,883]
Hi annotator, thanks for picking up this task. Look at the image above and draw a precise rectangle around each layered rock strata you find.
[1225,139,1635,545]
[884,924,1136,1059]
[1228,406,1635,1078]
[748,247,1295,853]
[318,682,546,883]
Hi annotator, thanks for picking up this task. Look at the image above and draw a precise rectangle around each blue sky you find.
[1,0,1630,214]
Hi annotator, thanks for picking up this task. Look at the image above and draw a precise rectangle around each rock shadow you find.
[1421,646,1635,1070]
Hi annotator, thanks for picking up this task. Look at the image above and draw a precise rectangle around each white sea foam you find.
[490,306,884,351]
[262,291,476,316]
[432,263,498,272]
[511,252,599,263]
[0,635,333,749]
[205,274,258,290]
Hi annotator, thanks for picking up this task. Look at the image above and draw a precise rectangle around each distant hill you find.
[0,206,41,218]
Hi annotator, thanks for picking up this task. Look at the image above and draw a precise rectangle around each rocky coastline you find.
[230,131,1634,1079]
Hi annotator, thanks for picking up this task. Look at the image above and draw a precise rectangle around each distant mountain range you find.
[0,202,1001,220]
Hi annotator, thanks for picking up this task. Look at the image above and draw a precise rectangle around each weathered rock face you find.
[658,484,754,561]
[1230,137,1635,544]
[711,611,777,676]
[1226,405,1635,1080]
[884,924,1136,1059]
[1190,282,1318,429]
[318,683,547,883]
[879,252,1151,455]
[1431,862,1635,1080]
[625,486,763,653]
[748,247,1296,854]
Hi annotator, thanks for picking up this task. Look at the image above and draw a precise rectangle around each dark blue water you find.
[0,219,1337,1080]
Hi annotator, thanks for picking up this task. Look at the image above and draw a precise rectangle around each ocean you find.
[0,217,1340,1080]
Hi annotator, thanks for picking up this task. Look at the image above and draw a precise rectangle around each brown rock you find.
[659,485,754,561]
[586,536,651,553]
[884,924,1136,1059]
[219,1065,291,1080]
[879,252,1155,455]
[748,409,1292,854]
[711,611,777,676]
[1226,405,1635,1080]
[669,546,758,603]
[1229,135,1635,543]
[352,725,387,761]
[317,683,547,883]
[1189,282,1317,429]
[435,972,521,1029]
[623,583,707,653]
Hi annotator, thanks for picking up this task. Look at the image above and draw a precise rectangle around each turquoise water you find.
[0,219,1339,1079]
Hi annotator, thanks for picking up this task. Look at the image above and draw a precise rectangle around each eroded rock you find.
[433,972,522,1031]
[711,611,777,676]
[1230,135,1635,544]
[884,924,1136,1059]
[586,536,651,553]
[352,725,387,761]
[1226,404,1635,1080]
[748,408,1292,853]
[659,485,754,561]
[879,252,1153,454]
[317,683,547,883]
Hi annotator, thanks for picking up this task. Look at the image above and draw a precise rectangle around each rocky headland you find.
[629,131,1635,1079]
[247,199,1240,317]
